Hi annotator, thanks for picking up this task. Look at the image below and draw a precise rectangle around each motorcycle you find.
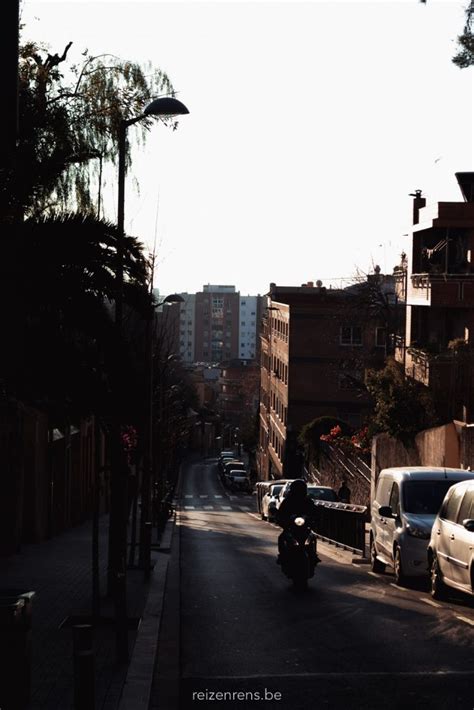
[279,514,319,590]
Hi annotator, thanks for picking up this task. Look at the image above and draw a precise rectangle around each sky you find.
[20,0,474,296]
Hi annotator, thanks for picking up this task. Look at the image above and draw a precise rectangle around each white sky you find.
[21,0,474,295]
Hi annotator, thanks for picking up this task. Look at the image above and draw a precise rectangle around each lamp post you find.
[139,294,183,575]
[111,96,189,661]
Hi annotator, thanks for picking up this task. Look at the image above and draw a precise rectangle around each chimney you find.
[411,189,426,225]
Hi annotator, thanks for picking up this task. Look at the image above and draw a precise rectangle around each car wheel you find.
[430,553,446,600]
[261,511,267,520]
[394,546,407,586]
[370,536,386,574]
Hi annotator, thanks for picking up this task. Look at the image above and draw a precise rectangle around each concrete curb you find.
[149,498,181,710]
[118,552,170,709]
[117,461,185,710]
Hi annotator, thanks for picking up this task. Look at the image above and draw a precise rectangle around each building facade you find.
[395,174,474,423]
[258,280,390,480]
[239,296,259,360]
[163,285,264,366]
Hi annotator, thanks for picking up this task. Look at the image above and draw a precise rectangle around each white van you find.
[370,467,474,585]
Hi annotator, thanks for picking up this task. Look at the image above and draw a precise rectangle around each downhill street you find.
[152,458,474,710]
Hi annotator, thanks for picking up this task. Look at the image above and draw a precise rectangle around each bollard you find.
[144,521,152,581]
[73,624,95,710]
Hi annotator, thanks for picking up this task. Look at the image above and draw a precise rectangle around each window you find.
[457,490,474,524]
[340,326,362,346]
[404,481,460,516]
[339,370,363,391]
[376,327,387,348]
[443,484,465,522]
[389,483,400,517]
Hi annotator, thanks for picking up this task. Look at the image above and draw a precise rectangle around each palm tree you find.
[0,212,150,422]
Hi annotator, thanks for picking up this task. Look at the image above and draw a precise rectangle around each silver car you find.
[428,480,474,599]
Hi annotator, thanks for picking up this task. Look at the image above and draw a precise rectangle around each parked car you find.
[428,479,474,599]
[274,479,299,514]
[222,460,247,487]
[261,483,285,521]
[370,466,474,585]
[218,454,238,475]
[307,485,339,503]
[255,479,294,517]
[226,469,251,492]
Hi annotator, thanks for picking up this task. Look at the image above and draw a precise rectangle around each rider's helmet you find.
[288,479,307,498]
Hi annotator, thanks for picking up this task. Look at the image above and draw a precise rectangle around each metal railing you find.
[313,500,368,556]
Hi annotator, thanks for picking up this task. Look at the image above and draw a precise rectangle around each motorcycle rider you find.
[276,479,320,564]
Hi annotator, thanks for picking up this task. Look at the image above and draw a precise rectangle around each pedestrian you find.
[338,477,351,503]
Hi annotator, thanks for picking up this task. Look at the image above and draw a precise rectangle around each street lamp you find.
[111,97,189,661]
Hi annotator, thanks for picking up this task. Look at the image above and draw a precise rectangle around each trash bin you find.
[0,590,35,710]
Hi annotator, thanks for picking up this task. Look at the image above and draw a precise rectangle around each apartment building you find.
[239,296,259,359]
[161,285,264,366]
[395,173,474,422]
[258,279,390,480]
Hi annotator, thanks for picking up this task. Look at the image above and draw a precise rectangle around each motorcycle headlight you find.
[294,517,305,527]
[406,524,430,540]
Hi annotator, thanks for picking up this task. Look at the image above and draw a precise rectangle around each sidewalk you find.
[0,514,152,709]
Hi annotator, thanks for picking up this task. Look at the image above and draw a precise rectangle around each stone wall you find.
[371,421,463,502]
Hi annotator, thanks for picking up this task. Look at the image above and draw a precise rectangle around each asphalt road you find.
[155,458,474,710]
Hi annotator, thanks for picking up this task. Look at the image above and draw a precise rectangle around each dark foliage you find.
[0,213,150,422]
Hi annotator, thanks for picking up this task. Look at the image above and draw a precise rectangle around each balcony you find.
[405,346,455,389]
[408,272,474,307]
[394,335,405,366]
[394,269,407,303]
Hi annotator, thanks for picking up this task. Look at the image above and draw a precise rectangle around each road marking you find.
[419,597,441,608]
[390,583,401,590]
[456,615,474,627]
[184,495,193,499]
[248,513,260,520]
[221,506,232,511]
[214,495,223,499]
[367,572,379,578]
[203,506,214,510]
[200,495,208,499]
[239,506,251,511]
[184,506,195,510]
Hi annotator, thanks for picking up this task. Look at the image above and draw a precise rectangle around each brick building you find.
[218,359,260,426]
[258,279,391,480]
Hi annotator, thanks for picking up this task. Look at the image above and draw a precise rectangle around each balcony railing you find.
[394,269,407,302]
[409,272,474,306]
[405,346,455,388]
